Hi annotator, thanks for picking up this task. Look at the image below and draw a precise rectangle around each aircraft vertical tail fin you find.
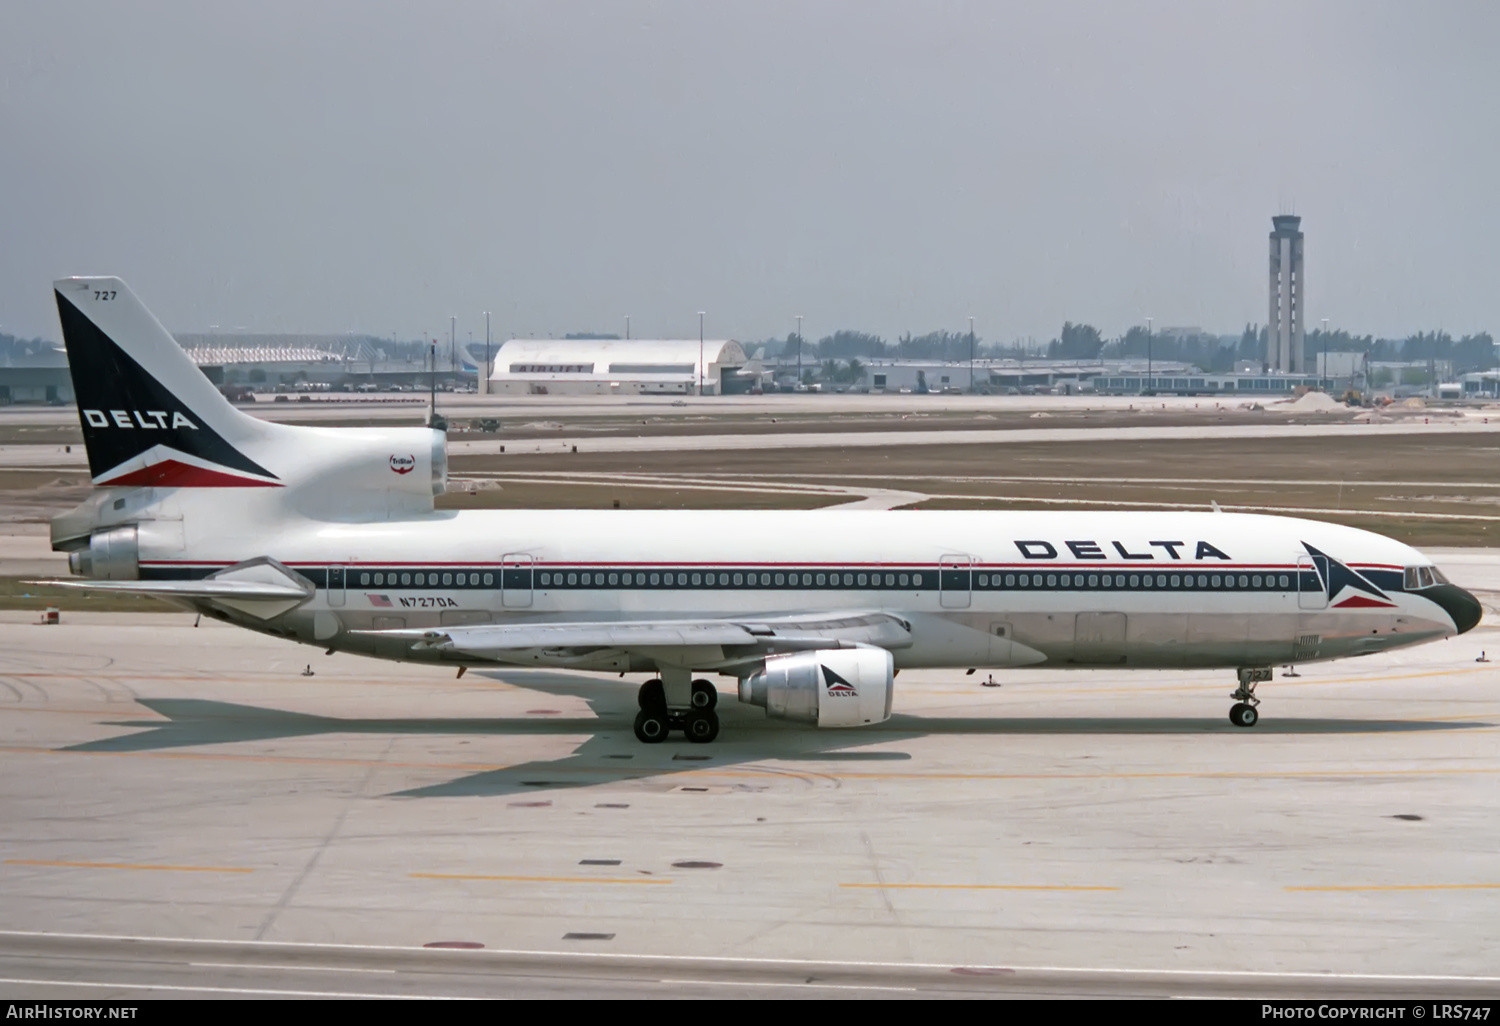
[53,277,282,487]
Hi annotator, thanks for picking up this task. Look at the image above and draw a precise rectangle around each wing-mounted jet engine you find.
[738,647,895,727]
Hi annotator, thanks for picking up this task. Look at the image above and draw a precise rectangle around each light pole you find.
[483,311,491,396]
[625,315,630,341]
[796,314,803,388]
[698,311,705,396]
[968,316,975,392]
[1320,317,1329,391]
[449,315,456,377]
[1145,317,1153,394]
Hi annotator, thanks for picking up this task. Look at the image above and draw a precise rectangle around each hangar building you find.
[0,343,71,404]
[487,338,753,395]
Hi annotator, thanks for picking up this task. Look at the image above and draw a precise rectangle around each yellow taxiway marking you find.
[923,664,1500,697]
[190,962,396,974]
[0,744,515,773]
[411,872,671,885]
[796,766,1500,781]
[5,859,252,874]
[840,883,1117,892]
[1286,884,1500,892]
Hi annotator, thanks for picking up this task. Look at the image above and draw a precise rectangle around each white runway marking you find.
[0,976,456,999]
[448,418,1500,457]
[3,930,1499,985]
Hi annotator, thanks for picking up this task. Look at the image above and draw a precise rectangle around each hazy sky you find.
[2,1,1497,345]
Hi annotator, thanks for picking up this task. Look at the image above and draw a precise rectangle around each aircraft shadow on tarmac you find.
[64,671,1492,799]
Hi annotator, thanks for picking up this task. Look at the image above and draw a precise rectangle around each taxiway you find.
[0,551,1496,997]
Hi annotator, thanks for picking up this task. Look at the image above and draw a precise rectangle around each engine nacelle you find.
[738,648,894,727]
[67,525,139,580]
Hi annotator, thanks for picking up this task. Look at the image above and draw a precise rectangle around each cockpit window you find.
[1405,565,1446,589]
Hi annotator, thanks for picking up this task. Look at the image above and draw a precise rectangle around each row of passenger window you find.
[358,571,494,587]
[348,568,1299,591]
[982,572,1295,590]
[539,570,932,589]
[540,569,1295,590]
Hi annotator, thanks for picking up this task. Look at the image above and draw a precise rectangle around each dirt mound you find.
[1281,390,1347,412]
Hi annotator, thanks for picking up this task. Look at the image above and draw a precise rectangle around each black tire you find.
[690,679,718,710]
[684,709,720,744]
[633,709,670,743]
[1229,703,1259,728]
[638,679,666,711]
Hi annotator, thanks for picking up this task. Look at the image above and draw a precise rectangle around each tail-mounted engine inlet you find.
[68,525,139,580]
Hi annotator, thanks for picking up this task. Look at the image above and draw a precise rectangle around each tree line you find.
[757,324,1498,375]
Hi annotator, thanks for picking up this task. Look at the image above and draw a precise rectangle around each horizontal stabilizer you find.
[33,556,313,619]
[31,578,309,600]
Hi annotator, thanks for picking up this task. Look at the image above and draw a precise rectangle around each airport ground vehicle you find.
[42,278,1481,743]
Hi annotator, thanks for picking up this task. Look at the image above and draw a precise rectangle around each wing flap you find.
[356,621,761,653]
[353,610,913,660]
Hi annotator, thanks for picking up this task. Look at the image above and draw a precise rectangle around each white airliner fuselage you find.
[114,505,1462,671]
[43,277,1482,744]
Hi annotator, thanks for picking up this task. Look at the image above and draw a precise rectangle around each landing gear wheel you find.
[684,709,720,744]
[633,708,670,743]
[690,679,718,710]
[1229,667,1269,729]
[637,679,666,711]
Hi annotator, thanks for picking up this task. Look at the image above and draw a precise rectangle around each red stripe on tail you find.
[97,459,282,488]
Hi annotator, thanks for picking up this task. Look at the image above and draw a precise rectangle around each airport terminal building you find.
[486,338,754,395]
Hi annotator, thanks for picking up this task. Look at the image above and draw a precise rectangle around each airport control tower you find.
[1267,215,1305,373]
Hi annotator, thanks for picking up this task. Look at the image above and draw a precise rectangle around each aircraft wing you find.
[355,610,913,661]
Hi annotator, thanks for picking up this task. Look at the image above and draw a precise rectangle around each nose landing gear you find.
[1229,667,1270,728]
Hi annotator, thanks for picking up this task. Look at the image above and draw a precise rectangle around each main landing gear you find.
[1229,667,1270,728]
[633,676,720,744]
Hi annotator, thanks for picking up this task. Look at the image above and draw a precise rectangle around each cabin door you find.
[940,555,973,609]
[1297,555,1328,610]
[327,565,346,607]
[501,553,534,608]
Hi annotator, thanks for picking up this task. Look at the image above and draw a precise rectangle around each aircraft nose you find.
[1428,583,1483,635]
